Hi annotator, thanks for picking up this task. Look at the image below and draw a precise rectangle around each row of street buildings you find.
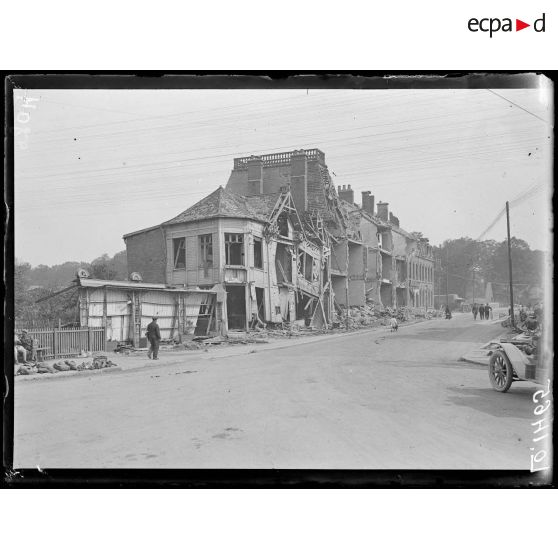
[94,148,435,341]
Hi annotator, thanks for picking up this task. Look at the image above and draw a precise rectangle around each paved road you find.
[13,314,537,469]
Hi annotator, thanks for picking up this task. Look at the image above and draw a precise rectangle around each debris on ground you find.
[16,356,118,376]
[16,363,38,375]
[202,335,227,345]
[180,341,203,351]
[332,302,424,330]
[114,342,134,354]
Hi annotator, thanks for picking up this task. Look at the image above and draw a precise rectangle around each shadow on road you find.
[371,359,470,371]
[396,324,502,342]
[446,385,534,419]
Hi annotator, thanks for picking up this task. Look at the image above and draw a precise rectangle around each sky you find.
[13,83,553,266]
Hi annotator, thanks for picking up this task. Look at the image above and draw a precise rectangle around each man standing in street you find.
[472,303,478,320]
[478,304,485,320]
[146,316,161,360]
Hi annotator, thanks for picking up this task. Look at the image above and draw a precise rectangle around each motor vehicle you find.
[487,331,550,392]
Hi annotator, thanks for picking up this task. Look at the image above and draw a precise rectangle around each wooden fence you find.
[15,319,56,330]
[16,327,106,360]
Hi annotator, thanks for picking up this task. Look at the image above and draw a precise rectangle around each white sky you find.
[14,85,553,266]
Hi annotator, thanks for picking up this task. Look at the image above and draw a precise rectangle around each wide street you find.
[14,314,537,469]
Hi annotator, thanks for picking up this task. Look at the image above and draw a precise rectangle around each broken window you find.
[199,234,213,266]
[173,237,186,269]
[275,244,292,283]
[304,253,313,281]
[297,249,315,282]
[253,237,263,269]
[225,233,244,265]
[199,234,213,278]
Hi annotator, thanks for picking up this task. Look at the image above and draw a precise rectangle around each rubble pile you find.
[264,323,322,338]
[333,303,420,330]
[16,356,118,376]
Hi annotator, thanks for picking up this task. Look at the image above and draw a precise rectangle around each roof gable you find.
[164,187,281,226]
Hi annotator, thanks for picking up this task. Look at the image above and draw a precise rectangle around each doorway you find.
[226,285,246,330]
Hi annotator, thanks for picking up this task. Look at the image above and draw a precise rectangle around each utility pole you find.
[445,243,449,308]
[506,201,515,328]
[472,267,475,305]
[345,239,350,330]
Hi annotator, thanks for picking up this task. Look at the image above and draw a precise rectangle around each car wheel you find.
[488,350,514,392]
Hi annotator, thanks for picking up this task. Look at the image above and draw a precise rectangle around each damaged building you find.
[124,180,330,335]
[123,148,435,339]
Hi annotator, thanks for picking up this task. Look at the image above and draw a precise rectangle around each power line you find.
[475,181,545,241]
[475,207,507,241]
[486,89,549,124]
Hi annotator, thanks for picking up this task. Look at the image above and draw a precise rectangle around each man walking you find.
[485,303,492,320]
[146,316,161,360]
[472,304,478,320]
[478,304,485,320]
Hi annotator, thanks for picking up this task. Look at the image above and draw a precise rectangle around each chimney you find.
[361,191,375,215]
[338,184,354,205]
[246,156,263,195]
[290,150,308,213]
[377,201,389,221]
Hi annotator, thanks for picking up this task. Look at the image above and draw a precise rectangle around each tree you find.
[438,237,545,302]
[14,260,33,321]
[89,253,119,280]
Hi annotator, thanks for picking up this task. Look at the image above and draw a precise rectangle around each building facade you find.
[124,148,435,336]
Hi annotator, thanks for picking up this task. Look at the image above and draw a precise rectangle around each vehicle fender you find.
[498,342,527,377]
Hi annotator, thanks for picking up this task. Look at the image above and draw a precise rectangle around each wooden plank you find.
[276,259,286,282]
[103,286,107,327]
[53,328,59,359]
[206,303,214,334]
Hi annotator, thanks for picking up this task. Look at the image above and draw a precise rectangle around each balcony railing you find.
[234,149,325,169]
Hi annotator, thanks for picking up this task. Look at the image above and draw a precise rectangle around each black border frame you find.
[2,71,555,488]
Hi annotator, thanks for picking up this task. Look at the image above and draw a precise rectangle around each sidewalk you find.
[459,318,507,366]
[15,316,433,382]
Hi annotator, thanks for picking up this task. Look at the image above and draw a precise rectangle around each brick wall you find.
[262,165,290,193]
[392,230,409,257]
[125,227,167,283]
[306,160,326,213]
[226,169,249,194]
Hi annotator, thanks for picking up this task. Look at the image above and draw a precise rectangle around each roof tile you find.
[164,187,280,225]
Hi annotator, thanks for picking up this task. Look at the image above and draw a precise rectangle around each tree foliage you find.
[436,237,545,303]
[15,250,128,326]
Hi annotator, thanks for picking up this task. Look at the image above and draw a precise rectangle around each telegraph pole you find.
[472,267,476,305]
[445,243,449,308]
[345,238,350,330]
[506,201,515,327]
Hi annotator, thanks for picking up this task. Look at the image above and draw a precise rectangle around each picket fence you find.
[17,327,106,360]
